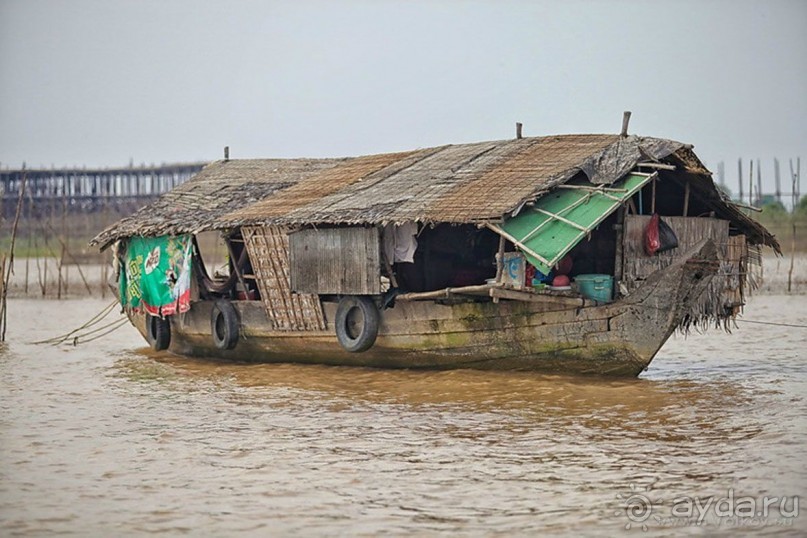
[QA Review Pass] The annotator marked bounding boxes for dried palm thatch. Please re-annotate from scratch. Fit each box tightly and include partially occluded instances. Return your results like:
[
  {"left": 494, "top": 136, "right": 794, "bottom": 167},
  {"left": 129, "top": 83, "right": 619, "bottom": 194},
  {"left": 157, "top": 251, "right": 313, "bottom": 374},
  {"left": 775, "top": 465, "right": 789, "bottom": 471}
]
[
  {"left": 91, "top": 134, "right": 779, "bottom": 253},
  {"left": 90, "top": 157, "right": 346, "bottom": 249}
]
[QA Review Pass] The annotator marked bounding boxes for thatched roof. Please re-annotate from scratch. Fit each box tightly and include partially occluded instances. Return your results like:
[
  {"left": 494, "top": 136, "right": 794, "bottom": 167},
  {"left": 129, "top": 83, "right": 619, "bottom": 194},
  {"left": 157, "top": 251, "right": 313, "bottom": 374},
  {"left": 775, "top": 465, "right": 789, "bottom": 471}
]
[{"left": 91, "top": 134, "right": 779, "bottom": 252}]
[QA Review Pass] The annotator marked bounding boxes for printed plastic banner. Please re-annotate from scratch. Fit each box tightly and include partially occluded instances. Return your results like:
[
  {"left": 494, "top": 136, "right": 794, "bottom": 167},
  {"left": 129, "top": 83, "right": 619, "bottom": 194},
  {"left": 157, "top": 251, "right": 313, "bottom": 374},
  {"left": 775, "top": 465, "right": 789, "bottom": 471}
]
[{"left": 120, "top": 235, "right": 193, "bottom": 316}]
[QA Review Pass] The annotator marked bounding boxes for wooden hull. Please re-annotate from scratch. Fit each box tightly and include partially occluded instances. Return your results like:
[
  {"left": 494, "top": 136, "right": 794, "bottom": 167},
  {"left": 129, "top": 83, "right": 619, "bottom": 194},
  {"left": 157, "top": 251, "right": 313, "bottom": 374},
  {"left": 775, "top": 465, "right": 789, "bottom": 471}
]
[{"left": 128, "top": 241, "right": 720, "bottom": 377}]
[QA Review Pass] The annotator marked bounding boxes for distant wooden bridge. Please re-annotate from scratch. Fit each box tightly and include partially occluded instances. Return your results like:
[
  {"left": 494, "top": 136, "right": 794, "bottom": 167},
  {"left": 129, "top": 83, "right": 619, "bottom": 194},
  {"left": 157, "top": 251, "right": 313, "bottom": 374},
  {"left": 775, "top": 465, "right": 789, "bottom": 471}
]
[{"left": 1, "top": 162, "right": 206, "bottom": 217}]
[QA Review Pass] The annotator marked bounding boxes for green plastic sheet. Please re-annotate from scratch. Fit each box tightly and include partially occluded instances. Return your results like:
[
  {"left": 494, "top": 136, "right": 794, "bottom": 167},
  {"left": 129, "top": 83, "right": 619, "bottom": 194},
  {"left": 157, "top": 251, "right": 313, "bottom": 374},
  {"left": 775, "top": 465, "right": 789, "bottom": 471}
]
[{"left": 498, "top": 173, "right": 654, "bottom": 275}]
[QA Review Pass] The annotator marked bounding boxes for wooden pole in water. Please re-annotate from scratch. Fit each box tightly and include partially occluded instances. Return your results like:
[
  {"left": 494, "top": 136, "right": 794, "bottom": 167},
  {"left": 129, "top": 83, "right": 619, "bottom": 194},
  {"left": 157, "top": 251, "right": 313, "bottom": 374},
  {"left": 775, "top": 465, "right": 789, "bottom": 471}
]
[
  {"left": 44, "top": 222, "right": 93, "bottom": 296},
  {"left": 24, "top": 249, "right": 30, "bottom": 294},
  {"left": 34, "top": 234, "right": 45, "bottom": 296},
  {"left": 757, "top": 159, "right": 762, "bottom": 204},
  {"left": 788, "top": 222, "right": 796, "bottom": 294},
  {"left": 42, "top": 248, "right": 48, "bottom": 297},
  {"left": 775, "top": 158, "right": 781, "bottom": 204},
  {"left": 61, "top": 172, "right": 69, "bottom": 297},
  {"left": 749, "top": 160, "right": 754, "bottom": 208},
  {"left": 787, "top": 159, "right": 799, "bottom": 293},
  {"left": 24, "top": 200, "right": 31, "bottom": 295},
  {"left": 0, "top": 255, "right": 5, "bottom": 339},
  {"left": 1, "top": 164, "right": 28, "bottom": 341}
]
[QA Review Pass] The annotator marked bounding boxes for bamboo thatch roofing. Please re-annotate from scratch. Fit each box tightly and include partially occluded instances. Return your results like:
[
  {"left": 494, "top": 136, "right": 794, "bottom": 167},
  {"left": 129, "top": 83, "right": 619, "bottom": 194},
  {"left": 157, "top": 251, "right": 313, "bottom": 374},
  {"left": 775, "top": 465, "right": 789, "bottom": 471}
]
[{"left": 91, "top": 134, "right": 779, "bottom": 252}]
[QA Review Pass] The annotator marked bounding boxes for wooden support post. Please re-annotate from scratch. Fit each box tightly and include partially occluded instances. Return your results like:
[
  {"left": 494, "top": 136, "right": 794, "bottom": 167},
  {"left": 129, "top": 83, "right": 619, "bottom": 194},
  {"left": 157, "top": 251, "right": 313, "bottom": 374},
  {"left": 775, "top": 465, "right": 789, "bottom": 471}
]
[
  {"left": 494, "top": 234, "right": 506, "bottom": 303},
  {"left": 495, "top": 234, "right": 505, "bottom": 283},
  {"left": 613, "top": 206, "right": 625, "bottom": 297},
  {"left": 225, "top": 237, "right": 249, "bottom": 299},
  {"left": 650, "top": 176, "right": 657, "bottom": 214},
  {"left": 682, "top": 180, "right": 690, "bottom": 217}
]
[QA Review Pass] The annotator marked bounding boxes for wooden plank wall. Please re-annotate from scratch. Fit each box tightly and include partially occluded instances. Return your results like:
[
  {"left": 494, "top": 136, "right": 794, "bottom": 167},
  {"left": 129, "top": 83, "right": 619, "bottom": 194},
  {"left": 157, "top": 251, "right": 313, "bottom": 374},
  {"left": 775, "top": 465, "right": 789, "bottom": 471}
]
[
  {"left": 242, "top": 226, "right": 326, "bottom": 332},
  {"left": 289, "top": 227, "right": 381, "bottom": 295}
]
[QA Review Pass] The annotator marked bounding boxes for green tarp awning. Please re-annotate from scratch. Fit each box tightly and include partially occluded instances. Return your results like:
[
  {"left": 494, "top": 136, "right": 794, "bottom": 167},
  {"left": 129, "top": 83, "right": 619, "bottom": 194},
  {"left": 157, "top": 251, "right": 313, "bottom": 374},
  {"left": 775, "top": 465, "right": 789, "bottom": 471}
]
[{"left": 493, "top": 172, "right": 655, "bottom": 275}]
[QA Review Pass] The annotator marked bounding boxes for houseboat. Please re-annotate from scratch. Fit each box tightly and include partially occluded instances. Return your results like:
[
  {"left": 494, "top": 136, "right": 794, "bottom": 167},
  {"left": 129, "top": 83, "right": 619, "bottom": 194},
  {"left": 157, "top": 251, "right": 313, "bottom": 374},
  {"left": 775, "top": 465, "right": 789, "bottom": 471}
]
[{"left": 91, "top": 130, "right": 779, "bottom": 376}]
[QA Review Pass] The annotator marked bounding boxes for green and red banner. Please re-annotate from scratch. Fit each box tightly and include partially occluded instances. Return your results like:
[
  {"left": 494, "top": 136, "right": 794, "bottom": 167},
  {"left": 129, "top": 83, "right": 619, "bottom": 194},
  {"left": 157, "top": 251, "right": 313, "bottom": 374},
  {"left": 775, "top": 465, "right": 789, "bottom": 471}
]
[{"left": 120, "top": 235, "right": 193, "bottom": 316}]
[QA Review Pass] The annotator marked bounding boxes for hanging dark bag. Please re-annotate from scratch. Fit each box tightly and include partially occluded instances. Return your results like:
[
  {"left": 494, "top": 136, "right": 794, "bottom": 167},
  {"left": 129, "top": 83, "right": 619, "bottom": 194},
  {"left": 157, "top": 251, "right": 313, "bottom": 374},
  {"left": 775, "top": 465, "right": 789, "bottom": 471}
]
[{"left": 657, "top": 217, "right": 679, "bottom": 253}]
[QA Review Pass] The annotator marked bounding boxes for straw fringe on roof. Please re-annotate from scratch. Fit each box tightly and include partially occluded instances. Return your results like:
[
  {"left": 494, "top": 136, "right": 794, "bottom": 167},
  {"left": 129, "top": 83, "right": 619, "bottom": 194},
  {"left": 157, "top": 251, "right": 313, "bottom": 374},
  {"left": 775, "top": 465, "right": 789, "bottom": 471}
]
[{"left": 91, "top": 134, "right": 780, "bottom": 252}]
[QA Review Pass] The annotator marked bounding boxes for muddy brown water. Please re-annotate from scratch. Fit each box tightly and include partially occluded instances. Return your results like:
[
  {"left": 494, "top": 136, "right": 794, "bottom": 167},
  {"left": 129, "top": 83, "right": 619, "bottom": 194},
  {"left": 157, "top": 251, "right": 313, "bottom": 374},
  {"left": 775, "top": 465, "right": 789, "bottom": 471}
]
[{"left": 1, "top": 296, "right": 805, "bottom": 536}]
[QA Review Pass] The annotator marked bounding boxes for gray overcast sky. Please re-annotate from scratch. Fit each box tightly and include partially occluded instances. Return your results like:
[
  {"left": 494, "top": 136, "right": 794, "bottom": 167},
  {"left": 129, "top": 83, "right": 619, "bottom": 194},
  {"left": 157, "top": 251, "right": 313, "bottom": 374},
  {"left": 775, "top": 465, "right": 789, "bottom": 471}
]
[{"left": 1, "top": 0, "right": 805, "bottom": 192}]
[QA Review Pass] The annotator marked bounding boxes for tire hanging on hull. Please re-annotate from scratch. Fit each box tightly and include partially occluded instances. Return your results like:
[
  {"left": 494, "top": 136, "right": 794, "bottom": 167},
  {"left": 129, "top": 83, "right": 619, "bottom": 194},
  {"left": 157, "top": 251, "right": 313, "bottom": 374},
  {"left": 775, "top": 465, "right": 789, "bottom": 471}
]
[
  {"left": 211, "top": 299, "right": 240, "bottom": 350},
  {"left": 335, "top": 296, "right": 380, "bottom": 353},
  {"left": 146, "top": 315, "right": 171, "bottom": 351}
]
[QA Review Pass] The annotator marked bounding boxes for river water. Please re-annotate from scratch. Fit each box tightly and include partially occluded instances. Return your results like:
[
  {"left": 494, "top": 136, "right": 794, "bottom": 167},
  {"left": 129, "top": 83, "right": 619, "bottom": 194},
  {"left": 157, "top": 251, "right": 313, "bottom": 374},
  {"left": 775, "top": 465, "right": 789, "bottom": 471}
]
[{"left": 1, "top": 296, "right": 805, "bottom": 536}]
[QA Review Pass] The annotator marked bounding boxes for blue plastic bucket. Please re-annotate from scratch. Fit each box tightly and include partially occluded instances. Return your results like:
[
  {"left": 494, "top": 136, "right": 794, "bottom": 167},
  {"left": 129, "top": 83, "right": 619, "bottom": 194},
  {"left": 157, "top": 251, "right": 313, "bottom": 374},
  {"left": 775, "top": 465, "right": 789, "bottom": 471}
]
[{"left": 575, "top": 274, "right": 614, "bottom": 303}]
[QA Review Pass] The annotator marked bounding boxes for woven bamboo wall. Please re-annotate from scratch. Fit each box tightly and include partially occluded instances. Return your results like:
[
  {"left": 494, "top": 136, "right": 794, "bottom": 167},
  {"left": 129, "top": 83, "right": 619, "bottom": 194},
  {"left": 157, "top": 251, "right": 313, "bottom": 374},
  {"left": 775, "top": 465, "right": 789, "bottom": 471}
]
[{"left": 242, "top": 226, "right": 326, "bottom": 332}]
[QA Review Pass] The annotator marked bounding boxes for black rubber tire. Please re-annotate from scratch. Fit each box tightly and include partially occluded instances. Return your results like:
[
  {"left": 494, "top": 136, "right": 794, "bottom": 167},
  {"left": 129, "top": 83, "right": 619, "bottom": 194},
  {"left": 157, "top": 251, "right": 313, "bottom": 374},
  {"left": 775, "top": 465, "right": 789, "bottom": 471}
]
[
  {"left": 211, "top": 299, "right": 240, "bottom": 350},
  {"left": 146, "top": 315, "right": 171, "bottom": 351},
  {"left": 335, "top": 296, "right": 380, "bottom": 353}
]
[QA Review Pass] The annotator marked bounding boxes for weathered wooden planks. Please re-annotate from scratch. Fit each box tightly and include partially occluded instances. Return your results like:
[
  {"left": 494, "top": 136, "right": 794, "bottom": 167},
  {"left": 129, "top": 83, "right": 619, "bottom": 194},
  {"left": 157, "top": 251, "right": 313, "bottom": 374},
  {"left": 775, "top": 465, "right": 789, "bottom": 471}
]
[{"left": 289, "top": 227, "right": 381, "bottom": 295}]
